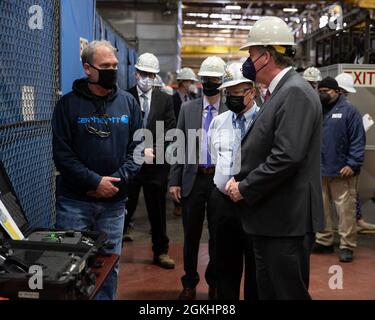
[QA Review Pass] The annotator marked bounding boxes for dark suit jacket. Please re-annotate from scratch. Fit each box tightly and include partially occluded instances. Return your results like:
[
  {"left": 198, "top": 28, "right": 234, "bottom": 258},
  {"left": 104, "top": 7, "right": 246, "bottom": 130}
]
[
  {"left": 173, "top": 91, "right": 194, "bottom": 121},
  {"left": 127, "top": 86, "right": 176, "bottom": 178},
  {"left": 235, "top": 69, "right": 324, "bottom": 237},
  {"left": 169, "top": 96, "right": 227, "bottom": 197}
]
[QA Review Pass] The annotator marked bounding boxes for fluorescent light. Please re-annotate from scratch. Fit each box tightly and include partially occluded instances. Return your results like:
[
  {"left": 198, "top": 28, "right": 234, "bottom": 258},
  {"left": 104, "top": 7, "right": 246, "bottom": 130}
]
[
  {"left": 283, "top": 8, "right": 298, "bottom": 13},
  {"left": 214, "top": 37, "right": 226, "bottom": 41},
  {"left": 196, "top": 23, "right": 251, "bottom": 30},
  {"left": 222, "top": 16, "right": 232, "bottom": 22},
  {"left": 225, "top": 5, "right": 241, "bottom": 10},
  {"left": 184, "top": 20, "right": 197, "bottom": 25},
  {"left": 186, "top": 13, "right": 209, "bottom": 18}
]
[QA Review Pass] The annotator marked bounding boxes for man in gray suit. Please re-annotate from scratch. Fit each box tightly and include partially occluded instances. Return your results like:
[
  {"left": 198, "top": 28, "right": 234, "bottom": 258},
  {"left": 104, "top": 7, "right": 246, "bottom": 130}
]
[
  {"left": 226, "top": 16, "right": 324, "bottom": 300},
  {"left": 169, "top": 56, "right": 227, "bottom": 300}
]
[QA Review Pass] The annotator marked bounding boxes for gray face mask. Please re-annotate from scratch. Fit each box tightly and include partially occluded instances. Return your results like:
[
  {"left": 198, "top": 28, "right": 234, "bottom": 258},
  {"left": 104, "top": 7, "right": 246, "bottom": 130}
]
[{"left": 137, "top": 76, "right": 154, "bottom": 93}]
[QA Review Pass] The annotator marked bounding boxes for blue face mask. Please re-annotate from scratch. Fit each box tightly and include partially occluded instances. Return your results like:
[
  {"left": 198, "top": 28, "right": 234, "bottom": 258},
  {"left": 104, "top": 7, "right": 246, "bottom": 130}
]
[{"left": 242, "top": 53, "right": 267, "bottom": 81}]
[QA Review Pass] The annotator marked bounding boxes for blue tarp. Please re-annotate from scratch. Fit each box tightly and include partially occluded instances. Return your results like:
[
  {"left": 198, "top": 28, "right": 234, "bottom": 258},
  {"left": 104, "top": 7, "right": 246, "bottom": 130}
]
[{"left": 60, "top": 0, "right": 95, "bottom": 94}]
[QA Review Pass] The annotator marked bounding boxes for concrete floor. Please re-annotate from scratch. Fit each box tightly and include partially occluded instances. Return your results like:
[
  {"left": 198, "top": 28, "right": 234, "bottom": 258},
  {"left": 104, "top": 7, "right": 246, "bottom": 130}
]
[{"left": 118, "top": 192, "right": 375, "bottom": 300}]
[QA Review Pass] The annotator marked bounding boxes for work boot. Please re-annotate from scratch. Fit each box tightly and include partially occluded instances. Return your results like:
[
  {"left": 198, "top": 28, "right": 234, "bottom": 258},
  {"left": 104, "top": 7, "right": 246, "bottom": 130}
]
[
  {"left": 123, "top": 227, "right": 134, "bottom": 242},
  {"left": 179, "top": 288, "right": 196, "bottom": 300},
  {"left": 339, "top": 249, "right": 353, "bottom": 263},
  {"left": 153, "top": 254, "right": 175, "bottom": 269},
  {"left": 311, "top": 243, "right": 334, "bottom": 254}
]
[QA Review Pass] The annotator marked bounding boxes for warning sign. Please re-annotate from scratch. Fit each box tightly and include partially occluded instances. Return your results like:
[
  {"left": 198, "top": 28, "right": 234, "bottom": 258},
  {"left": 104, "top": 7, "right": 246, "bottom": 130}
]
[{"left": 343, "top": 69, "right": 375, "bottom": 87}]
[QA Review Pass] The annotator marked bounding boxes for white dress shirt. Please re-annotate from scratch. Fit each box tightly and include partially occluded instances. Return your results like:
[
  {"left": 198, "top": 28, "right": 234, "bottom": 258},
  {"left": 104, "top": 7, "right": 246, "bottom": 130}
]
[
  {"left": 137, "top": 86, "right": 152, "bottom": 112},
  {"left": 268, "top": 66, "right": 293, "bottom": 94},
  {"left": 208, "top": 102, "right": 260, "bottom": 194}
]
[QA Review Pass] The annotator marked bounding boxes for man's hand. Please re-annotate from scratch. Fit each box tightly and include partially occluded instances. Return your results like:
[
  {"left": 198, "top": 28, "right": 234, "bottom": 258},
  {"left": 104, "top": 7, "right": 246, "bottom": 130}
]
[
  {"left": 87, "top": 176, "right": 121, "bottom": 199},
  {"left": 340, "top": 166, "right": 354, "bottom": 178},
  {"left": 145, "top": 148, "right": 155, "bottom": 164},
  {"left": 169, "top": 186, "right": 182, "bottom": 203},
  {"left": 226, "top": 177, "right": 244, "bottom": 203}
]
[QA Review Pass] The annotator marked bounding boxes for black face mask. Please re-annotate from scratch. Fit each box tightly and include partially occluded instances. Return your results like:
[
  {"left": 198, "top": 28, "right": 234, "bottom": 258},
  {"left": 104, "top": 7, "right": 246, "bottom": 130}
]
[
  {"left": 319, "top": 92, "right": 332, "bottom": 107},
  {"left": 226, "top": 95, "right": 247, "bottom": 114},
  {"left": 88, "top": 64, "right": 118, "bottom": 89},
  {"left": 202, "top": 81, "right": 221, "bottom": 97},
  {"left": 242, "top": 53, "right": 266, "bottom": 81}
]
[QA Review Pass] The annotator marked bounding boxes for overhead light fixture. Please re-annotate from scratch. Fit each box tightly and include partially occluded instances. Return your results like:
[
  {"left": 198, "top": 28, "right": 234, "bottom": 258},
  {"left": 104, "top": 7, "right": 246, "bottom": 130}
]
[
  {"left": 283, "top": 8, "right": 298, "bottom": 13},
  {"left": 214, "top": 37, "right": 226, "bottom": 41},
  {"left": 196, "top": 23, "right": 251, "bottom": 30},
  {"left": 225, "top": 5, "right": 241, "bottom": 10},
  {"left": 184, "top": 20, "right": 197, "bottom": 25}
]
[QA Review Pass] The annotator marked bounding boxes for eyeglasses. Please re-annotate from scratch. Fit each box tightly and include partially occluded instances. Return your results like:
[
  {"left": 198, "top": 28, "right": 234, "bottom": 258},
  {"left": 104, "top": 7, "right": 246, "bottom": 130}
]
[
  {"left": 85, "top": 114, "right": 111, "bottom": 138},
  {"left": 225, "top": 87, "right": 252, "bottom": 97}
]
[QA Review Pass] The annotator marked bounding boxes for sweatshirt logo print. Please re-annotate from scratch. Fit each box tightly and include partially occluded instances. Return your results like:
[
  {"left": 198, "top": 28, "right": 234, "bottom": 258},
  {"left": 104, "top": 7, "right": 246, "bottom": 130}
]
[{"left": 77, "top": 115, "right": 129, "bottom": 125}]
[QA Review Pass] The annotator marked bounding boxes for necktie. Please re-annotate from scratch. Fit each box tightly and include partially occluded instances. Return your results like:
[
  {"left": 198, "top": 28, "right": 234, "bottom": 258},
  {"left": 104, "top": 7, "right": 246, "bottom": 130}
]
[
  {"left": 263, "top": 89, "right": 271, "bottom": 103},
  {"left": 204, "top": 105, "right": 214, "bottom": 167},
  {"left": 141, "top": 94, "right": 149, "bottom": 127},
  {"left": 236, "top": 114, "right": 247, "bottom": 140}
]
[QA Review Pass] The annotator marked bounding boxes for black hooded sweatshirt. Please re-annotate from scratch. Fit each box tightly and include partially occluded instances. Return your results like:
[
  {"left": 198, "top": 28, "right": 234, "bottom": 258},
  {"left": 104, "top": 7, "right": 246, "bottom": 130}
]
[{"left": 52, "top": 78, "right": 144, "bottom": 202}]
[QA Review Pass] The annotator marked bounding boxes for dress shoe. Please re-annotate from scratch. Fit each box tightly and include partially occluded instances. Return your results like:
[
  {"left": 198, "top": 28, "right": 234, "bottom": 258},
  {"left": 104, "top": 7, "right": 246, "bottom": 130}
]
[
  {"left": 179, "top": 288, "right": 196, "bottom": 300},
  {"left": 339, "top": 249, "right": 353, "bottom": 263},
  {"left": 208, "top": 287, "right": 217, "bottom": 300},
  {"left": 153, "top": 254, "right": 175, "bottom": 269},
  {"left": 311, "top": 243, "right": 334, "bottom": 254},
  {"left": 357, "top": 219, "right": 375, "bottom": 231},
  {"left": 122, "top": 227, "right": 134, "bottom": 242},
  {"left": 173, "top": 207, "right": 182, "bottom": 216}
]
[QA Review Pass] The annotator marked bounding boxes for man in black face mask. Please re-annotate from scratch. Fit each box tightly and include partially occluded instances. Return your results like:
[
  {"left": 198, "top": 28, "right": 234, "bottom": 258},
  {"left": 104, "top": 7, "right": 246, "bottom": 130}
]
[
  {"left": 52, "top": 41, "right": 143, "bottom": 300},
  {"left": 169, "top": 56, "right": 227, "bottom": 300},
  {"left": 207, "top": 62, "right": 260, "bottom": 300},
  {"left": 313, "top": 77, "right": 366, "bottom": 263}
]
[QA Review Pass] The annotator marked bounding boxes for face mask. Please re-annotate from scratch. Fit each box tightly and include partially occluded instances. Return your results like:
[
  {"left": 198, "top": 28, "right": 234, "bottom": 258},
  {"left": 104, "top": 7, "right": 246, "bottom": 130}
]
[
  {"left": 88, "top": 64, "right": 117, "bottom": 90},
  {"left": 202, "top": 81, "right": 221, "bottom": 97},
  {"left": 242, "top": 53, "right": 267, "bottom": 81},
  {"left": 188, "top": 84, "right": 197, "bottom": 94},
  {"left": 137, "top": 76, "right": 154, "bottom": 93},
  {"left": 319, "top": 92, "right": 332, "bottom": 107},
  {"left": 226, "top": 95, "right": 247, "bottom": 114}
]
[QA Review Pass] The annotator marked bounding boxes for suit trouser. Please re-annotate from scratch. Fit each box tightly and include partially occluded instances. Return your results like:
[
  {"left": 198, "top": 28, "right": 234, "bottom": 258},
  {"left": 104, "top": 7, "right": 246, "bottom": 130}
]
[
  {"left": 316, "top": 176, "right": 357, "bottom": 250},
  {"left": 125, "top": 167, "right": 170, "bottom": 256},
  {"left": 251, "top": 235, "right": 312, "bottom": 300},
  {"left": 181, "top": 172, "right": 216, "bottom": 289},
  {"left": 208, "top": 188, "right": 258, "bottom": 300}
]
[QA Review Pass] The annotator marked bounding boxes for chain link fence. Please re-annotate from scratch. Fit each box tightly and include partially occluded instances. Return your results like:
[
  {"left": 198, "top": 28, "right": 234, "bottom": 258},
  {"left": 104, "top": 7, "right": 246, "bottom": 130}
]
[{"left": 0, "top": 0, "right": 60, "bottom": 228}]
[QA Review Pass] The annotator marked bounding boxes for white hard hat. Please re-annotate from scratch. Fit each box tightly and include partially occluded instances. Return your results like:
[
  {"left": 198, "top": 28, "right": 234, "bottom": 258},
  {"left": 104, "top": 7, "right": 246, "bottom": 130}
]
[
  {"left": 153, "top": 75, "right": 164, "bottom": 87},
  {"left": 303, "top": 67, "right": 322, "bottom": 82},
  {"left": 177, "top": 67, "right": 198, "bottom": 81},
  {"left": 240, "top": 16, "right": 296, "bottom": 51},
  {"left": 218, "top": 62, "right": 253, "bottom": 90},
  {"left": 135, "top": 53, "right": 160, "bottom": 74},
  {"left": 198, "top": 56, "right": 226, "bottom": 77},
  {"left": 335, "top": 73, "right": 357, "bottom": 93}
]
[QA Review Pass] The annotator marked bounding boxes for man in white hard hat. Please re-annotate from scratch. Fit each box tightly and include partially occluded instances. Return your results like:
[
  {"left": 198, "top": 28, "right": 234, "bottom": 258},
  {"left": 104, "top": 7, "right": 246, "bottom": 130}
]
[
  {"left": 207, "top": 62, "right": 259, "bottom": 300},
  {"left": 125, "top": 52, "right": 176, "bottom": 269},
  {"left": 335, "top": 73, "right": 375, "bottom": 232},
  {"left": 173, "top": 67, "right": 199, "bottom": 121},
  {"left": 226, "top": 16, "right": 324, "bottom": 300},
  {"left": 303, "top": 67, "right": 322, "bottom": 90},
  {"left": 169, "top": 56, "right": 227, "bottom": 300},
  {"left": 171, "top": 68, "right": 199, "bottom": 217}
]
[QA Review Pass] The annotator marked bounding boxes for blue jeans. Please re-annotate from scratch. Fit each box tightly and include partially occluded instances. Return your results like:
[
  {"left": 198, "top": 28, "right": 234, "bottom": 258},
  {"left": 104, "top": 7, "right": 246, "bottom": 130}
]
[{"left": 55, "top": 196, "right": 125, "bottom": 300}]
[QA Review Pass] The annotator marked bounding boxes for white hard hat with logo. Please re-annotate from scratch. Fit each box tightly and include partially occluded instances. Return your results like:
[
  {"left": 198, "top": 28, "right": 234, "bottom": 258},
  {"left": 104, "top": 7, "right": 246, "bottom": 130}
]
[
  {"left": 135, "top": 53, "right": 160, "bottom": 74},
  {"left": 198, "top": 56, "right": 226, "bottom": 77},
  {"left": 335, "top": 73, "right": 357, "bottom": 93},
  {"left": 240, "top": 16, "right": 296, "bottom": 52},
  {"left": 218, "top": 63, "right": 254, "bottom": 90},
  {"left": 303, "top": 67, "right": 322, "bottom": 82},
  {"left": 177, "top": 67, "right": 198, "bottom": 81}
]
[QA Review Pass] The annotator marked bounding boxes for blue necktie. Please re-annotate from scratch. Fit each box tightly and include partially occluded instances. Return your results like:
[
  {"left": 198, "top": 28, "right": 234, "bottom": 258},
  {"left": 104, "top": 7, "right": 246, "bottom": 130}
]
[
  {"left": 236, "top": 114, "right": 246, "bottom": 140},
  {"left": 204, "top": 105, "right": 214, "bottom": 167}
]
